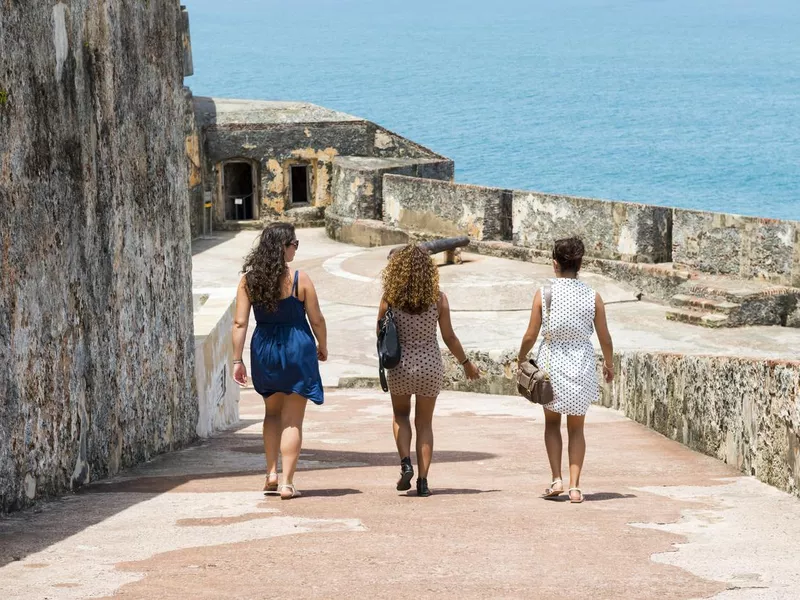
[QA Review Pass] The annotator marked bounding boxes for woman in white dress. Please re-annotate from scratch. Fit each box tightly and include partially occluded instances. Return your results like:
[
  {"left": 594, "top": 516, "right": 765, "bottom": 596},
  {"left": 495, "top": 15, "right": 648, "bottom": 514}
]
[{"left": 517, "top": 237, "right": 614, "bottom": 503}]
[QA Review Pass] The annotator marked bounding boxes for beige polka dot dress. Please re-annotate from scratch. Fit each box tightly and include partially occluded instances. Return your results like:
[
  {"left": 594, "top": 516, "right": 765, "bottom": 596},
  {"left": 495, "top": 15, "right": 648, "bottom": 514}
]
[
  {"left": 386, "top": 304, "right": 444, "bottom": 397},
  {"left": 537, "top": 278, "right": 599, "bottom": 416}
]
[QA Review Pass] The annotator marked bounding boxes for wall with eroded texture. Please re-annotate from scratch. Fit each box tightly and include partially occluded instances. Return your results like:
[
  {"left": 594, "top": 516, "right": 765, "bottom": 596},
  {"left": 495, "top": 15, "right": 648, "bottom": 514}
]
[{"left": 0, "top": 0, "right": 196, "bottom": 512}]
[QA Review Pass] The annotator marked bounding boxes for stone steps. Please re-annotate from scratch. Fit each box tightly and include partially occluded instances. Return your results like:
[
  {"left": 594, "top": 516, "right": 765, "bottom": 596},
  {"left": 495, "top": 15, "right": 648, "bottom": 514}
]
[
  {"left": 670, "top": 294, "right": 741, "bottom": 314},
  {"left": 665, "top": 307, "right": 730, "bottom": 328}
]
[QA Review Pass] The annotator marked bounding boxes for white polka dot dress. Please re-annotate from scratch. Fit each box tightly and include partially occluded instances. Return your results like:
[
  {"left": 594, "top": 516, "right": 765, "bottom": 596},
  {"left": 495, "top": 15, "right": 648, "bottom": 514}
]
[
  {"left": 537, "top": 278, "right": 599, "bottom": 416},
  {"left": 385, "top": 304, "right": 444, "bottom": 397}
]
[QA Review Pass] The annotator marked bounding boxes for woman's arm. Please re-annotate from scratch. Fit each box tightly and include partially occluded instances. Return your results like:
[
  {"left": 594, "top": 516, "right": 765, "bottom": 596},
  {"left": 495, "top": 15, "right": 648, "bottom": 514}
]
[
  {"left": 438, "top": 293, "right": 479, "bottom": 380},
  {"left": 517, "top": 290, "right": 543, "bottom": 363},
  {"left": 594, "top": 293, "right": 614, "bottom": 382},
  {"left": 232, "top": 276, "right": 252, "bottom": 385},
  {"left": 300, "top": 272, "right": 328, "bottom": 361}
]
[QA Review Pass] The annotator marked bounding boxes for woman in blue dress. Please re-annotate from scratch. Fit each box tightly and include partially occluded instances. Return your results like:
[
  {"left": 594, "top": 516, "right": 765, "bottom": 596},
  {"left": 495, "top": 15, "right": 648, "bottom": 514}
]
[{"left": 232, "top": 223, "right": 327, "bottom": 500}]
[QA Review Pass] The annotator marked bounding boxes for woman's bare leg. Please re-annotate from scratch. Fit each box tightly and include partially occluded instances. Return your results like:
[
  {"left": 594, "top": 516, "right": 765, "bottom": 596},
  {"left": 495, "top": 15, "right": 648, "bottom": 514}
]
[
  {"left": 391, "top": 394, "right": 413, "bottom": 460},
  {"left": 567, "top": 414, "right": 586, "bottom": 497},
  {"left": 263, "top": 395, "right": 282, "bottom": 486},
  {"left": 280, "top": 393, "right": 308, "bottom": 490},
  {"left": 543, "top": 407, "right": 563, "bottom": 485},
  {"left": 414, "top": 395, "right": 437, "bottom": 478}
]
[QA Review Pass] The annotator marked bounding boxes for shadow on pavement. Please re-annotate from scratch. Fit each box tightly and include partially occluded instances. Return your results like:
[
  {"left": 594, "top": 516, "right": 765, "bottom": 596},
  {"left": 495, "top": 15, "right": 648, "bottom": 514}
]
[
  {"left": 404, "top": 488, "right": 502, "bottom": 496},
  {"left": 292, "top": 488, "right": 363, "bottom": 498},
  {"left": 543, "top": 492, "right": 638, "bottom": 503}
]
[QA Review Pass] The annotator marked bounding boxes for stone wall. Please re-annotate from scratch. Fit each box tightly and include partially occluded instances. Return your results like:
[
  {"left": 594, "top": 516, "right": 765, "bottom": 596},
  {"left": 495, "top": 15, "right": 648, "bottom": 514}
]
[
  {"left": 330, "top": 157, "right": 454, "bottom": 221},
  {"left": 601, "top": 352, "right": 800, "bottom": 496},
  {"left": 184, "top": 88, "right": 206, "bottom": 238},
  {"left": 0, "top": 0, "right": 196, "bottom": 512},
  {"left": 513, "top": 191, "right": 673, "bottom": 263},
  {"left": 439, "top": 349, "right": 800, "bottom": 498},
  {"left": 673, "top": 209, "right": 800, "bottom": 286},
  {"left": 194, "top": 293, "right": 239, "bottom": 438},
  {"left": 382, "top": 175, "right": 513, "bottom": 241}
]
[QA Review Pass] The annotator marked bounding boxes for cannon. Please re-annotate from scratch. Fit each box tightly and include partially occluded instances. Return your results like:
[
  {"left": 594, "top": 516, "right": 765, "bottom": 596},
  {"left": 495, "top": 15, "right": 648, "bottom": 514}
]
[{"left": 388, "top": 236, "right": 470, "bottom": 265}]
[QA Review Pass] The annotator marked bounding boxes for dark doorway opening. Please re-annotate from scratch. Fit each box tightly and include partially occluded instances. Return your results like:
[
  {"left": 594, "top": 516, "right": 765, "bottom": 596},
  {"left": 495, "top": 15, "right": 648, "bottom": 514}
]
[
  {"left": 224, "top": 162, "right": 255, "bottom": 220},
  {"left": 290, "top": 165, "right": 310, "bottom": 206}
]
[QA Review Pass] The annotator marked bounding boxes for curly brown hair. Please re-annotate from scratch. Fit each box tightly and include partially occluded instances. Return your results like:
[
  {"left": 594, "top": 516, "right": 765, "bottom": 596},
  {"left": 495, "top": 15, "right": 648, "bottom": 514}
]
[
  {"left": 381, "top": 244, "right": 440, "bottom": 314},
  {"left": 242, "top": 223, "right": 295, "bottom": 312}
]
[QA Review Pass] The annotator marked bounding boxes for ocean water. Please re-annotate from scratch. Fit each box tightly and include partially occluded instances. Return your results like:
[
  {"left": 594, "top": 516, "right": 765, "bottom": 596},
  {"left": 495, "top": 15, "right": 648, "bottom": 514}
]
[{"left": 183, "top": 0, "right": 800, "bottom": 221}]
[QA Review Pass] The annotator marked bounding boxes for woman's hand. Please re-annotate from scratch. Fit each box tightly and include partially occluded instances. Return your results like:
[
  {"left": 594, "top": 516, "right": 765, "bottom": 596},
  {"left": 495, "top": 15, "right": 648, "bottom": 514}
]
[
  {"left": 233, "top": 362, "right": 248, "bottom": 386},
  {"left": 317, "top": 346, "right": 328, "bottom": 362},
  {"left": 463, "top": 360, "right": 480, "bottom": 381},
  {"left": 602, "top": 362, "right": 614, "bottom": 383}
]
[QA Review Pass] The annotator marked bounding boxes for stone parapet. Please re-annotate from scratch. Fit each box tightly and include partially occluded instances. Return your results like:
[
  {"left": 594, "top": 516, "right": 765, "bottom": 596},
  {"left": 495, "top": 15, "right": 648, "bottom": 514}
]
[
  {"left": 193, "top": 292, "right": 240, "bottom": 438},
  {"left": 672, "top": 208, "right": 800, "bottom": 286},
  {"left": 382, "top": 175, "right": 512, "bottom": 241},
  {"left": 512, "top": 191, "right": 673, "bottom": 263},
  {"left": 331, "top": 156, "right": 453, "bottom": 221}
]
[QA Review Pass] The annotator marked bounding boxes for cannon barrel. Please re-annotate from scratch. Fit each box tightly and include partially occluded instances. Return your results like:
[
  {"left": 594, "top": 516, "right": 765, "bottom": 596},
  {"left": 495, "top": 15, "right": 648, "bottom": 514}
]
[{"left": 388, "top": 236, "right": 470, "bottom": 258}]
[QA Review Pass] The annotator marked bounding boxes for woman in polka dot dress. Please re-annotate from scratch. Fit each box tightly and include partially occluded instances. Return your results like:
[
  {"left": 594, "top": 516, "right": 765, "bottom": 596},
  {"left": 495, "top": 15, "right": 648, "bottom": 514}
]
[
  {"left": 517, "top": 237, "right": 614, "bottom": 504},
  {"left": 377, "top": 245, "right": 480, "bottom": 497}
]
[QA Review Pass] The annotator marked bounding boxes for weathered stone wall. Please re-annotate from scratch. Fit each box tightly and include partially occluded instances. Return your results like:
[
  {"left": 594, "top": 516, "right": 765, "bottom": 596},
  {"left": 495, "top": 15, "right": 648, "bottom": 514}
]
[
  {"left": 382, "top": 175, "right": 513, "bottom": 241},
  {"left": 513, "top": 191, "right": 673, "bottom": 263},
  {"left": 184, "top": 88, "right": 206, "bottom": 238},
  {"left": 673, "top": 209, "right": 800, "bottom": 286},
  {"left": 600, "top": 352, "right": 800, "bottom": 496},
  {"left": 438, "top": 349, "right": 800, "bottom": 498},
  {"left": 0, "top": 0, "right": 196, "bottom": 512},
  {"left": 330, "top": 157, "right": 454, "bottom": 221},
  {"left": 194, "top": 293, "right": 239, "bottom": 438}
]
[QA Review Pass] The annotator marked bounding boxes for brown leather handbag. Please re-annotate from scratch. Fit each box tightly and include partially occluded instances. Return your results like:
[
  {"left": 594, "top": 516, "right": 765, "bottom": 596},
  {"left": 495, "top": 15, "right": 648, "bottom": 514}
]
[{"left": 517, "top": 285, "right": 554, "bottom": 405}]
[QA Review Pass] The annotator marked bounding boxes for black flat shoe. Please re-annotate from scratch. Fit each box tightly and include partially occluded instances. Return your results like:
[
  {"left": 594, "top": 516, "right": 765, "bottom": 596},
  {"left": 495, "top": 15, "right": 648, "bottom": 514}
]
[
  {"left": 416, "top": 477, "right": 431, "bottom": 497},
  {"left": 397, "top": 457, "right": 414, "bottom": 491}
]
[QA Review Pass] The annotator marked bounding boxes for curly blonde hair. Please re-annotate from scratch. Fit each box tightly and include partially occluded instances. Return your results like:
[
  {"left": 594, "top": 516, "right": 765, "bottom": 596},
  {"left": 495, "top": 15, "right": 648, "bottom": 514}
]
[{"left": 381, "top": 244, "right": 440, "bottom": 314}]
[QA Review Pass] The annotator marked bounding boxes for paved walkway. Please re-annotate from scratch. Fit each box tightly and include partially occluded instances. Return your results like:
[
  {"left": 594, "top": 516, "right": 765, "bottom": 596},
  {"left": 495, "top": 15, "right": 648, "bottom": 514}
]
[
  {"left": 2, "top": 390, "right": 800, "bottom": 599},
  {"left": 3, "top": 228, "right": 800, "bottom": 599}
]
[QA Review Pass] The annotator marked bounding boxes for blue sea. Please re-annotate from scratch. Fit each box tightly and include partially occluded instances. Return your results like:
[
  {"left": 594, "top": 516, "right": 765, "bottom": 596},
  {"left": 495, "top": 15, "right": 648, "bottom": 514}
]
[{"left": 183, "top": 0, "right": 800, "bottom": 221}]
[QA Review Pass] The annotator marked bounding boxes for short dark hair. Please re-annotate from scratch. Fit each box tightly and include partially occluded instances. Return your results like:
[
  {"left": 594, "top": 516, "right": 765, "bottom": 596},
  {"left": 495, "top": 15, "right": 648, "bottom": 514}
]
[{"left": 553, "top": 237, "right": 585, "bottom": 273}]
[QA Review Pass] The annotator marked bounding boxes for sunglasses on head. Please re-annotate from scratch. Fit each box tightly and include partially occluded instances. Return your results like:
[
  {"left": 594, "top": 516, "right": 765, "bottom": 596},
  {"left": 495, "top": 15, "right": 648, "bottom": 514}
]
[{"left": 286, "top": 239, "right": 299, "bottom": 249}]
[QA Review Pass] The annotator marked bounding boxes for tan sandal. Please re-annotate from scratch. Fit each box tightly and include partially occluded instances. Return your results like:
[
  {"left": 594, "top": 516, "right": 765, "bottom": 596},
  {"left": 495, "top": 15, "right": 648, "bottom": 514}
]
[
  {"left": 569, "top": 488, "right": 584, "bottom": 503},
  {"left": 263, "top": 472, "right": 279, "bottom": 493},
  {"left": 279, "top": 484, "right": 302, "bottom": 500},
  {"left": 543, "top": 479, "right": 564, "bottom": 498}
]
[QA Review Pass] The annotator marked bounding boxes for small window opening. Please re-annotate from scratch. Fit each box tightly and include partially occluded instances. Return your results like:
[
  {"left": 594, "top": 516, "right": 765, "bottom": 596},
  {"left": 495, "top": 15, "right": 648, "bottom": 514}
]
[
  {"left": 290, "top": 165, "right": 310, "bottom": 206},
  {"left": 224, "top": 162, "right": 255, "bottom": 220}
]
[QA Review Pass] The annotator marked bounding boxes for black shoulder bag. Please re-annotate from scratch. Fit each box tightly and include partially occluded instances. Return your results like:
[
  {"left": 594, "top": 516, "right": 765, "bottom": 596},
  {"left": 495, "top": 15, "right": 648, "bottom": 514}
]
[{"left": 377, "top": 307, "right": 402, "bottom": 392}]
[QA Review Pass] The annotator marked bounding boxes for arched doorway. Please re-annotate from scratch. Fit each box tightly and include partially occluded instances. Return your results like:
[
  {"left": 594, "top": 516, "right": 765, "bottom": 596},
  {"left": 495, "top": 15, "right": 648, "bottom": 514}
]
[{"left": 223, "top": 161, "right": 257, "bottom": 220}]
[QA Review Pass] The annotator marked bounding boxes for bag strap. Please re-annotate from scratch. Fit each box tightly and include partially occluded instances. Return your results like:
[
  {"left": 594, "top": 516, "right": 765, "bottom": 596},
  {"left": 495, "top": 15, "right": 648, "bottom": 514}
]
[
  {"left": 378, "top": 305, "right": 391, "bottom": 393},
  {"left": 536, "top": 284, "right": 553, "bottom": 370},
  {"left": 379, "top": 360, "right": 389, "bottom": 392}
]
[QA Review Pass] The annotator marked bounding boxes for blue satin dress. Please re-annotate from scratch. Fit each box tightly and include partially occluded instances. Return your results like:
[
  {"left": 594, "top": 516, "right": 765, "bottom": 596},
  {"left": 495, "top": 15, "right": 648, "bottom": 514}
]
[{"left": 250, "top": 271, "right": 324, "bottom": 405}]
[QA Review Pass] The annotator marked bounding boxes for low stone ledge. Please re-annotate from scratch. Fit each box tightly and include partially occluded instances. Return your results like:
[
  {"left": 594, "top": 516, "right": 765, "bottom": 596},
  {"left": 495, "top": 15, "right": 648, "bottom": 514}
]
[
  {"left": 325, "top": 212, "right": 410, "bottom": 247},
  {"left": 193, "top": 292, "right": 240, "bottom": 438},
  {"left": 336, "top": 376, "right": 382, "bottom": 389}
]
